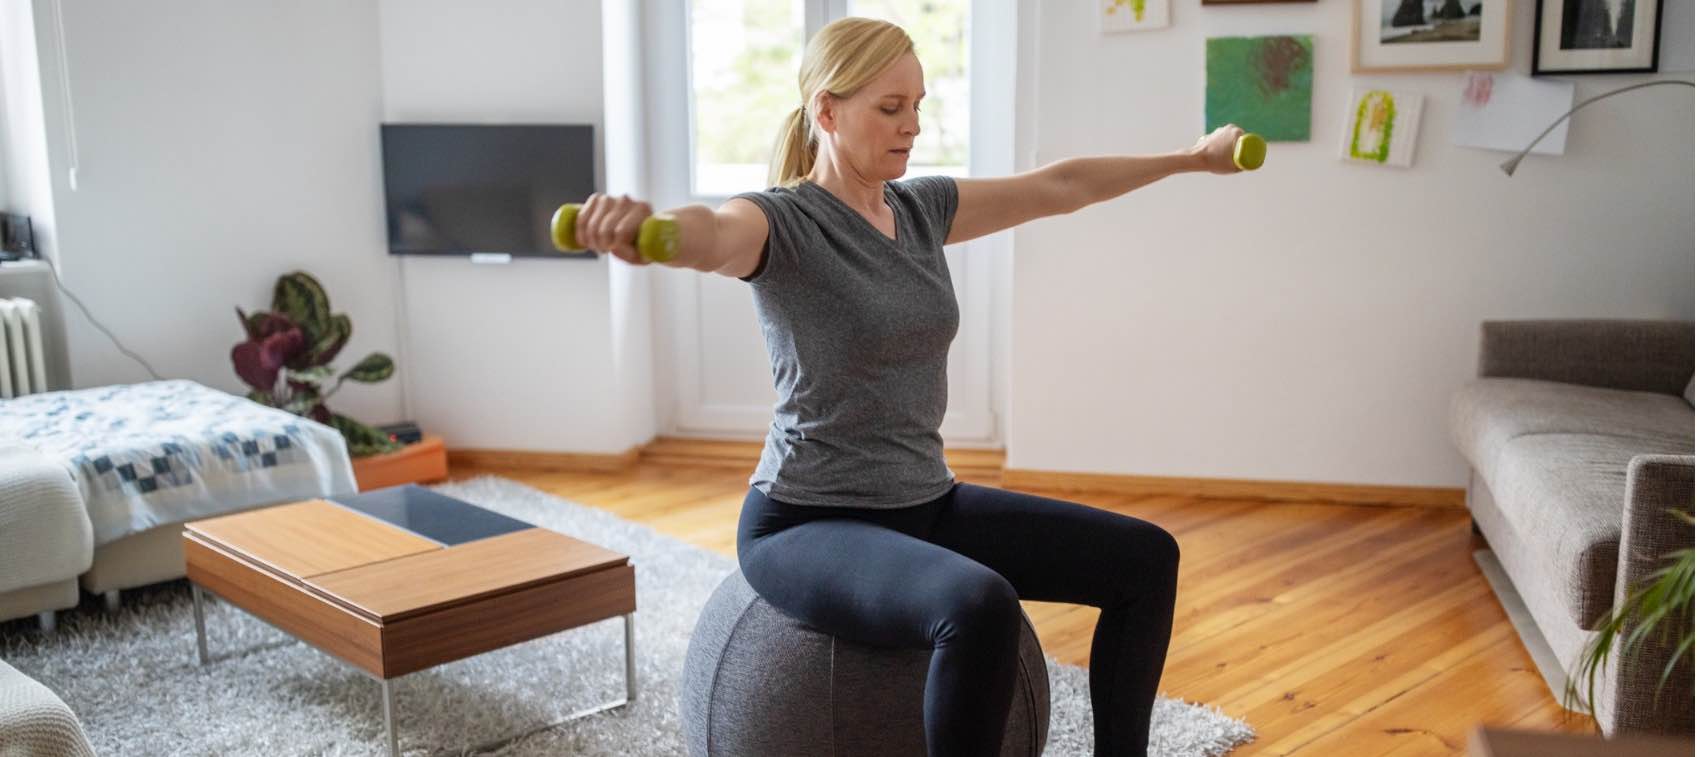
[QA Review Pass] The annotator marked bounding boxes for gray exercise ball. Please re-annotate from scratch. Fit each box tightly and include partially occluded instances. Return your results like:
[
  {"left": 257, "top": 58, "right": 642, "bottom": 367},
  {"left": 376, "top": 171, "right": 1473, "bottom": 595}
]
[{"left": 679, "top": 569, "right": 1050, "bottom": 756}]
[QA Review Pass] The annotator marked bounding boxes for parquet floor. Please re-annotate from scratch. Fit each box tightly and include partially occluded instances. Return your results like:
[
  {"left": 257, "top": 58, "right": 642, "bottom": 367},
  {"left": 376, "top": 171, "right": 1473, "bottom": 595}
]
[{"left": 449, "top": 460, "right": 1596, "bottom": 755}]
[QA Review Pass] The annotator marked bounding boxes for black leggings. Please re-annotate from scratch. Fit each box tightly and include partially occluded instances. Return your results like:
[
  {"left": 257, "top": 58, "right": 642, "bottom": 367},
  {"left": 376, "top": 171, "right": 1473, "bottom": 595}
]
[{"left": 736, "top": 482, "right": 1180, "bottom": 757}]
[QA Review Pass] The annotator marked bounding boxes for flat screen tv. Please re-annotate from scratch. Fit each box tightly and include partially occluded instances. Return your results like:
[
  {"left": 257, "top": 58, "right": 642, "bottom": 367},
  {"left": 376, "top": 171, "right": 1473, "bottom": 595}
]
[{"left": 380, "top": 124, "right": 595, "bottom": 258}]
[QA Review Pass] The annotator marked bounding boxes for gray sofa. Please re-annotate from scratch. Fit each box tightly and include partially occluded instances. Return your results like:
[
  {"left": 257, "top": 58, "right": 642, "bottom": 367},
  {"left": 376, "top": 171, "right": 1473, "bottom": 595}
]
[{"left": 1449, "top": 319, "right": 1693, "bottom": 737}]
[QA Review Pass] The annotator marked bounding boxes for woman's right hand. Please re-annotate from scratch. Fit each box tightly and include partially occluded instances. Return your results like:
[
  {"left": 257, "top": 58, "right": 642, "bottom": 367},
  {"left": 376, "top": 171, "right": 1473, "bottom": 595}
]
[
  {"left": 1190, "top": 124, "right": 1246, "bottom": 175},
  {"left": 575, "top": 192, "right": 656, "bottom": 265}
]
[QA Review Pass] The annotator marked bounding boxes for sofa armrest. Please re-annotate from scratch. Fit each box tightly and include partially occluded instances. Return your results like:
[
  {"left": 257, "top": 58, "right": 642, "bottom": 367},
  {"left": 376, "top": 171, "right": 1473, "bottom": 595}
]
[
  {"left": 0, "top": 660, "right": 95, "bottom": 757},
  {"left": 1603, "top": 454, "right": 1695, "bottom": 736},
  {"left": 1477, "top": 320, "right": 1693, "bottom": 396},
  {"left": 0, "top": 446, "right": 92, "bottom": 594}
]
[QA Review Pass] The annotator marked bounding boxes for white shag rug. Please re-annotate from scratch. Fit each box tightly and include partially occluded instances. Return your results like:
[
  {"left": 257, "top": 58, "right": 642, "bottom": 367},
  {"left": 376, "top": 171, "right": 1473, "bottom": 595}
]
[{"left": 0, "top": 476, "right": 1255, "bottom": 756}]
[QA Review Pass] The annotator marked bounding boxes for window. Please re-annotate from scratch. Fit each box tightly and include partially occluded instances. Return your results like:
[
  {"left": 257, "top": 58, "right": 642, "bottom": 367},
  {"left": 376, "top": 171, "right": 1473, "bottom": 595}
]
[
  {"left": 688, "top": 0, "right": 806, "bottom": 197},
  {"left": 687, "top": 0, "right": 969, "bottom": 198}
]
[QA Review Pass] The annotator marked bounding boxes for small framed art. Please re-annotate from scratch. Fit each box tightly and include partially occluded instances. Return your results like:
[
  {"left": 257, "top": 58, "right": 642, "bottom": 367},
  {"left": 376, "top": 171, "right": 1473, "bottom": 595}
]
[
  {"left": 1102, "top": 0, "right": 1171, "bottom": 32},
  {"left": 1352, "top": 0, "right": 1512, "bottom": 72},
  {"left": 1532, "top": 0, "right": 1663, "bottom": 73},
  {"left": 1340, "top": 88, "right": 1425, "bottom": 167}
]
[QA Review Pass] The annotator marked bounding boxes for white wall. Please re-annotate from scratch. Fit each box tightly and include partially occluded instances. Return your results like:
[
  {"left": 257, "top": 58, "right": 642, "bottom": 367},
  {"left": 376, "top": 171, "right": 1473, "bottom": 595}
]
[
  {"left": 378, "top": 0, "right": 641, "bottom": 453},
  {"left": 14, "top": 0, "right": 643, "bottom": 455},
  {"left": 22, "top": 0, "right": 402, "bottom": 426},
  {"left": 1006, "top": 0, "right": 1696, "bottom": 486},
  {"left": 1, "top": 0, "right": 52, "bottom": 254}
]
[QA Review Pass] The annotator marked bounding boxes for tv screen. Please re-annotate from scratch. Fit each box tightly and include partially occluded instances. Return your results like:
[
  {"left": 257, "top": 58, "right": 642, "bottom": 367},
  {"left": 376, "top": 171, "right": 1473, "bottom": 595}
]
[{"left": 380, "top": 124, "right": 595, "bottom": 258}]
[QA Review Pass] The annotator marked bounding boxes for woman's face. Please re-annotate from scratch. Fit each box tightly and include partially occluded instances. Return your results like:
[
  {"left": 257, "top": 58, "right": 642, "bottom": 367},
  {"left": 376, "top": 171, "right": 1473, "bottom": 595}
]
[{"left": 817, "top": 52, "right": 924, "bottom": 181}]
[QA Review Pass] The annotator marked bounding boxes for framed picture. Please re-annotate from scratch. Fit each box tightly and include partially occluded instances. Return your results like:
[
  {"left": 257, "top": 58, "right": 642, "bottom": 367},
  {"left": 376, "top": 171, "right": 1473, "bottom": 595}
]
[
  {"left": 1339, "top": 88, "right": 1425, "bottom": 167},
  {"left": 1206, "top": 36, "right": 1315, "bottom": 142},
  {"left": 1101, "top": 0, "right": 1171, "bottom": 31},
  {"left": 1352, "top": 0, "right": 1512, "bottom": 72},
  {"left": 1532, "top": 0, "right": 1663, "bottom": 73}
]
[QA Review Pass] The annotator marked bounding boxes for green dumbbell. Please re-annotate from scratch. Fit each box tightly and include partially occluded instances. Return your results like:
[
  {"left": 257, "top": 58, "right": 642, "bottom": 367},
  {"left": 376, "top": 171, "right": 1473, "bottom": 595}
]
[
  {"left": 550, "top": 203, "right": 681, "bottom": 263},
  {"left": 1233, "top": 133, "right": 1267, "bottom": 171}
]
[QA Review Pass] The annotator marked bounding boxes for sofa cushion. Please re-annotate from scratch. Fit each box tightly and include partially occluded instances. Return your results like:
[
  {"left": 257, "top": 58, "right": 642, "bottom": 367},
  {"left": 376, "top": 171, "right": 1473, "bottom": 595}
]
[{"left": 1451, "top": 378, "right": 1692, "bottom": 485}]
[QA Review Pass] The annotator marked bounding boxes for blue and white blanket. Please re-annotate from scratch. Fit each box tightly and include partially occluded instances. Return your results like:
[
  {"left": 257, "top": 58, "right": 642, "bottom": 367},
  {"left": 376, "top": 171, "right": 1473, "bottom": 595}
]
[{"left": 0, "top": 380, "right": 356, "bottom": 546}]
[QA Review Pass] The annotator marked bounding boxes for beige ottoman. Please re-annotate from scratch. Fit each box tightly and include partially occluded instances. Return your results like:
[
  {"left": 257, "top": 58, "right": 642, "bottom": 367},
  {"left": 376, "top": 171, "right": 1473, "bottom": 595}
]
[{"left": 0, "top": 446, "right": 90, "bottom": 632}]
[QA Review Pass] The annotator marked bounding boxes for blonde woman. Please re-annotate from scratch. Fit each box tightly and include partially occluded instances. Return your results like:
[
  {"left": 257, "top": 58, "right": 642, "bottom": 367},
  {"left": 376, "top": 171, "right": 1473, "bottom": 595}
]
[{"left": 575, "top": 17, "right": 1248, "bottom": 757}]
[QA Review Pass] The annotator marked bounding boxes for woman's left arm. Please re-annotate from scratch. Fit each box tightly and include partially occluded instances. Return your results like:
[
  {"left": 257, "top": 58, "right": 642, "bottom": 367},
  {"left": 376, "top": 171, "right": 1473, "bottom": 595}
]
[{"left": 946, "top": 124, "right": 1244, "bottom": 246}]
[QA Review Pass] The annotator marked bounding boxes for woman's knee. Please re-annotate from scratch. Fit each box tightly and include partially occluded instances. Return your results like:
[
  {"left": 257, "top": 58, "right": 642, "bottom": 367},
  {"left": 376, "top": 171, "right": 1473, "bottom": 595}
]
[
  {"left": 935, "top": 572, "right": 1021, "bottom": 646},
  {"left": 1100, "top": 519, "right": 1180, "bottom": 604},
  {"left": 1148, "top": 523, "right": 1180, "bottom": 574}
]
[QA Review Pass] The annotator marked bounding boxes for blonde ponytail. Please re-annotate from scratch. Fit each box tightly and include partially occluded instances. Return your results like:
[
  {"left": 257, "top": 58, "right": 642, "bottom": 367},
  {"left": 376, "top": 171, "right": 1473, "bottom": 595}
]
[
  {"left": 769, "top": 105, "right": 817, "bottom": 189},
  {"left": 767, "top": 17, "right": 914, "bottom": 188}
]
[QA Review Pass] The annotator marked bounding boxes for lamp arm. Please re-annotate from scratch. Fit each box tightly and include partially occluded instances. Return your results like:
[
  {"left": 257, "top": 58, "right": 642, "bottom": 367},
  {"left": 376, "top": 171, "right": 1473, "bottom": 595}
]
[{"left": 1506, "top": 80, "right": 1693, "bottom": 171}]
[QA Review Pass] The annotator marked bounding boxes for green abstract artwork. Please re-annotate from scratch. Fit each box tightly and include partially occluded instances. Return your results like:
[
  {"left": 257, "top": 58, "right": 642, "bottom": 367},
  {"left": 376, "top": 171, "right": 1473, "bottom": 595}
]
[{"left": 1205, "top": 35, "right": 1313, "bottom": 142}]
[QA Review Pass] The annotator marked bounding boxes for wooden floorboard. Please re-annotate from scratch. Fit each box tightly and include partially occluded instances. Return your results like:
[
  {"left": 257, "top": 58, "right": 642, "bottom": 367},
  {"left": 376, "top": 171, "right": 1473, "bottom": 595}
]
[{"left": 447, "top": 461, "right": 1596, "bottom": 755}]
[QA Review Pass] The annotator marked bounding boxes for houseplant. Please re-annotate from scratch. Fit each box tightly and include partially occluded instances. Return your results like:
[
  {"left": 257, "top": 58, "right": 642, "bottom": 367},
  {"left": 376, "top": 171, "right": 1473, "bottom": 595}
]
[{"left": 231, "top": 271, "right": 401, "bottom": 457}]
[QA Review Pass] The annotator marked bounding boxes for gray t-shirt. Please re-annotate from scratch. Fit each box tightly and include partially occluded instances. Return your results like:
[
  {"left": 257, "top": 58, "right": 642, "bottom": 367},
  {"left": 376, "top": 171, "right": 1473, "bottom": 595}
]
[{"left": 733, "top": 177, "right": 960, "bottom": 508}]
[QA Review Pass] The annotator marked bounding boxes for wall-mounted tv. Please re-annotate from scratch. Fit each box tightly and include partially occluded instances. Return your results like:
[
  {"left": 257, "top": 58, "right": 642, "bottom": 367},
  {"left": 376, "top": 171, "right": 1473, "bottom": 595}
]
[{"left": 380, "top": 124, "right": 595, "bottom": 258}]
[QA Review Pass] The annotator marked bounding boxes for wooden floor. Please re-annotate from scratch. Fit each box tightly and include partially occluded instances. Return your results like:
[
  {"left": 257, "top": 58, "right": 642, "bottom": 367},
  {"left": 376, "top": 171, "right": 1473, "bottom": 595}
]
[{"left": 449, "top": 460, "right": 1597, "bottom": 756}]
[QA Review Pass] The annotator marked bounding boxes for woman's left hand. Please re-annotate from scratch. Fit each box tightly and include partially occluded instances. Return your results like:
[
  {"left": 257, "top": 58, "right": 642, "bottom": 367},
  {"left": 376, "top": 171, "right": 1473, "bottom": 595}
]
[{"left": 1190, "top": 124, "right": 1246, "bottom": 175}]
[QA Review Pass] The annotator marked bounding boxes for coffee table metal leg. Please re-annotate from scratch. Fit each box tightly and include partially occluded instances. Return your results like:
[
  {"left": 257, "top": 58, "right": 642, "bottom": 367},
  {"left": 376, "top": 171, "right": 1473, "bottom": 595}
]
[
  {"left": 381, "top": 679, "right": 398, "bottom": 757},
  {"left": 624, "top": 612, "right": 637, "bottom": 702},
  {"left": 190, "top": 591, "right": 631, "bottom": 754},
  {"left": 191, "top": 584, "right": 210, "bottom": 666}
]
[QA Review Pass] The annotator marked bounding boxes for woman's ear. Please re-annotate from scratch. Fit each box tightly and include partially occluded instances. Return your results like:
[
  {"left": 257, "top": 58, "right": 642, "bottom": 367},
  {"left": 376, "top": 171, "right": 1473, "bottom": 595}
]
[{"left": 812, "top": 93, "right": 836, "bottom": 135}]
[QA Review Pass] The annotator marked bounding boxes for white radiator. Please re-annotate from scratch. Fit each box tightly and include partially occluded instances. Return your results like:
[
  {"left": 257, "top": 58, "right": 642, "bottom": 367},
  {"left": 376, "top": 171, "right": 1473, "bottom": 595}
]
[{"left": 0, "top": 297, "right": 48, "bottom": 398}]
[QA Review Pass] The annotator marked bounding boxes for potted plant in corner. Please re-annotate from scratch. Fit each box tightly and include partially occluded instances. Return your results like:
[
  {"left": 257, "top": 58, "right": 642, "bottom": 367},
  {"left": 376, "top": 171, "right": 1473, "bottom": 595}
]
[{"left": 232, "top": 270, "right": 447, "bottom": 490}]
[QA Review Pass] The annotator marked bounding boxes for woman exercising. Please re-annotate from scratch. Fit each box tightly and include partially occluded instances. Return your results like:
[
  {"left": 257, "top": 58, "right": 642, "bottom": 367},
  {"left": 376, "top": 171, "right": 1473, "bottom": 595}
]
[{"left": 572, "top": 17, "right": 1250, "bottom": 757}]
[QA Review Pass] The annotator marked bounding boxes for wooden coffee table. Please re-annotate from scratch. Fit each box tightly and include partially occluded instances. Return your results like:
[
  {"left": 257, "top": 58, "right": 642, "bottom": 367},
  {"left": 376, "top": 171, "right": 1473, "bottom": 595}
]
[{"left": 182, "top": 485, "right": 637, "bottom": 756}]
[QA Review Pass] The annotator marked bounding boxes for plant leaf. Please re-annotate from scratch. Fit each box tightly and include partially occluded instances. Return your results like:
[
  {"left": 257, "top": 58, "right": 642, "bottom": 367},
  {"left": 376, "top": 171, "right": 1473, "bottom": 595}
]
[
  {"left": 306, "top": 314, "right": 352, "bottom": 368},
  {"left": 330, "top": 412, "right": 401, "bottom": 457},
  {"left": 280, "top": 386, "right": 322, "bottom": 417},
  {"left": 285, "top": 365, "right": 335, "bottom": 386},
  {"left": 339, "top": 353, "right": 395, "bottom": 383},
  {"left": 231, "top": 327, "right": 305, "bottom": 392},
  {"left": 272, "top": 272, "right": 332, "bottom": 344},
  {"left": 236, "top": 307, "right": 258, "bottom": 340}
]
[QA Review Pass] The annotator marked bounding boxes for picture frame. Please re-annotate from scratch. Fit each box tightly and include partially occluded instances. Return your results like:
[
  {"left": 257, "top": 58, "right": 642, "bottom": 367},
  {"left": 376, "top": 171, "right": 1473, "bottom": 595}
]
[
  {"left": 1352, "top": 0, "right": 1512, "bottom": 72},
  {"left": 1532, "top": 0, "right": 1663, "bottom": 74},
  {"left": 1206, "top": 35, "right": 1315, "bottom": 142},
  {"left": 1339, "top": 88, "right": 1425, "bottom": 167},
  {"left": 1101, "top": 0, "right": 1171, "bottom": 32}
]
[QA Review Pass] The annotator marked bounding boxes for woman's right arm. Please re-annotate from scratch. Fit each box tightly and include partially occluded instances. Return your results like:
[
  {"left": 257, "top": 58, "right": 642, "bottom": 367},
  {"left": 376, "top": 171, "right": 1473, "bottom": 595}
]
[{"left": 573, "top": 193, "right": 769, "bottom": 279}]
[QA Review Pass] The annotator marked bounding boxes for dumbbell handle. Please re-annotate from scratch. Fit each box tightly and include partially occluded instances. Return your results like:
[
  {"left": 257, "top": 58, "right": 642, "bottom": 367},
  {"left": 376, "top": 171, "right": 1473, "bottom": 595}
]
[
  {"left": 1233, "top": 133, "right": 1267, "bottom": 171},
  {"left": 550, "top": 203, "right": 681, "bottom": 263}
]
